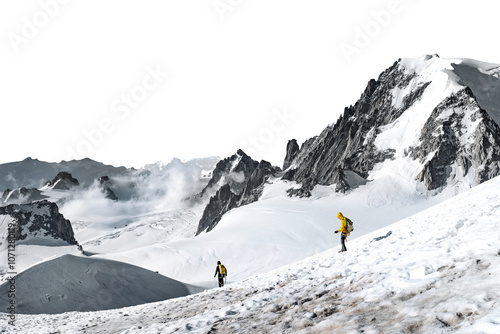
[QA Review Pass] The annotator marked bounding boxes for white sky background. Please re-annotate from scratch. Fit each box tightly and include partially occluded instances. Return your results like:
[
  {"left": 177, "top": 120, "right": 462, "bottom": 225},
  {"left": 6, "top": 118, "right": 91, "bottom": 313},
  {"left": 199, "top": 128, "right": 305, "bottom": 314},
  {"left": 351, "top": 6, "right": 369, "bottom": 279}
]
[{"left": 0, "top": 0, "right": 498, "bottom": 169}]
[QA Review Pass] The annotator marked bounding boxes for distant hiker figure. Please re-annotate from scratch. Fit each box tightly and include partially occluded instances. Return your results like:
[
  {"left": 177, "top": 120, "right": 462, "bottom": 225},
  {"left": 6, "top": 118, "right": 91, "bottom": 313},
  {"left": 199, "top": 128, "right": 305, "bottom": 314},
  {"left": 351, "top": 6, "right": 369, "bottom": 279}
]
[
  {"left": 335, "top": 212, "right": 353, "bottom": 253},
  {"left": 214, "top": 261, "right": 227, "bottom": 287}
]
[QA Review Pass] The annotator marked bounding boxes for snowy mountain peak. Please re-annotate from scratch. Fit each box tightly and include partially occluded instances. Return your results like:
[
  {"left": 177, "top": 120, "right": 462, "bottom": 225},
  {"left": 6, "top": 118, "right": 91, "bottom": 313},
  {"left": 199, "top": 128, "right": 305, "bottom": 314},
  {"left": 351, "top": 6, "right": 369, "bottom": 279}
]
[
  {"left": 196, "top": 150, "right": 280, "bottom": 234},
  {"left": 283, "top": 56, "right": 500, "bottom": 195},
  {"left": 45, "top": 171, "right": 80, "bottom": 190}
]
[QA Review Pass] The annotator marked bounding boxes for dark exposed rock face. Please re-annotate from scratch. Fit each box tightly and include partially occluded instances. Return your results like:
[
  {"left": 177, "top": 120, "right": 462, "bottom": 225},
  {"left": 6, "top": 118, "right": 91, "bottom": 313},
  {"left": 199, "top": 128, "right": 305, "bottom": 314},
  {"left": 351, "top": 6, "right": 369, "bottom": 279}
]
[
  {"left": 197, "top": 184, "right": 240, "bottom": 235},
  {"left": 283, "top": 60, "right": 428, "bottom": 193},
  {"left": 283, "top": 139, "right": 300, "bottom": 170},
  {"left": 0, "top": 200, "right": 77, "bottom": 245},
  {"left": 409, "top": 87, "right": 500, "bottom": 189},
  {"left": 240, "top": 160, "right": 278, "bottom": 206},
  {"left": 196, "top": 150, "right": 280, "bottom": 235},
  {"left": 282, "top": 56, "right": 500, "bottom": 194},
  {"left": 45, "top": 172, "right": 80, "bottom": 190},
  {"left": 98, "top": 176, "right": 118, "bottom": 201},
  {"left": 286, "top": 178, "right": 316, "bottom": 198},
  {"left": 200, "top": 150, "right": 259, "bottom": 199}
]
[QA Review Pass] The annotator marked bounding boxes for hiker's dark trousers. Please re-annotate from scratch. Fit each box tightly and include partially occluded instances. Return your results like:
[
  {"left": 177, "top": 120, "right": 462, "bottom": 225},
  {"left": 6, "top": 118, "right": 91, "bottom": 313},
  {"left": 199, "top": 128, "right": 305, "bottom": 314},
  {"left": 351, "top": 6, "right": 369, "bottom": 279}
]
[
  {"left": 341, "top": 233, "right": 347, "bottom": 252},
  {"left": 218, "top": 275, "right": 224, "bottom": 287}
]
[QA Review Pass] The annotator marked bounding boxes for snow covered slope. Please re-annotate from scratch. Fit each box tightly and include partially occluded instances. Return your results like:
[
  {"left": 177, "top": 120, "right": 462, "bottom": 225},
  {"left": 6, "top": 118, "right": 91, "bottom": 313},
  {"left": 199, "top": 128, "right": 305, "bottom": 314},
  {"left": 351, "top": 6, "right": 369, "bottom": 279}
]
[
  {"left": 91, "top": 171, "right": 446, "bottom": 286},
  {"left": 0, "top": 254, "right": 195, "bottom": 314},
  {"left": 6, "top": 173, "right": 500, "bottom": 333}
]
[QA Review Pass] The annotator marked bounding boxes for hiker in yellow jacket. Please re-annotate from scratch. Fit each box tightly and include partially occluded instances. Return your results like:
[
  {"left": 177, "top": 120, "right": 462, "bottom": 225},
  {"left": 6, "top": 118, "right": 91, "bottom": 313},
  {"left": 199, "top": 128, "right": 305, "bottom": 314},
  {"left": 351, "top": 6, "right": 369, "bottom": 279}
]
[
  {"left": 334, "top": 212, "right": 348, "bottom": 253},
  {"left": 214, "top": 261, "right": 227, "bottom": 287}
]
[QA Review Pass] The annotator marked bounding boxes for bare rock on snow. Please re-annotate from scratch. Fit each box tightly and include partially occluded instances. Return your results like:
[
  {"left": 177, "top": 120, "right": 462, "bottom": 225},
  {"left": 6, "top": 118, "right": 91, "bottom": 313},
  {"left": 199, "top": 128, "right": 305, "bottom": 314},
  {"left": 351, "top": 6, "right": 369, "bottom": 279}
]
[
  {"left": 45, "top": 171, "right": 80, "bottom": 190},
  {"left": 196, "top": 150, "right": 280, "bottom": 234},
  {"left": 282, "top": 61, "right": 417, "bottom": 192},
  {"left": 410, "top": 87, "right": 500, "bottom": 190},
  {"left": 283, "top": 139, "right": 300, "bottom": 170},
  {"left": 98, "top": 175, "right": 119, "bottom": 201},
  {"left": 0, "top": 200, "right": 77, "bottom": 245},
  {"left": 283, "top": 57, "right": 500, "bottom": 193}
]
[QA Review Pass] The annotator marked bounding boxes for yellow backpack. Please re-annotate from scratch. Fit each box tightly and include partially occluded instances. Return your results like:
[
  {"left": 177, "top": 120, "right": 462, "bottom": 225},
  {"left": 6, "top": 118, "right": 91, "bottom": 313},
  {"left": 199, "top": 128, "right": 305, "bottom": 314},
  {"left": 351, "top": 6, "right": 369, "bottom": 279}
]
[{"left": 219, "top": 264, "right": 226, "bottom": 276}]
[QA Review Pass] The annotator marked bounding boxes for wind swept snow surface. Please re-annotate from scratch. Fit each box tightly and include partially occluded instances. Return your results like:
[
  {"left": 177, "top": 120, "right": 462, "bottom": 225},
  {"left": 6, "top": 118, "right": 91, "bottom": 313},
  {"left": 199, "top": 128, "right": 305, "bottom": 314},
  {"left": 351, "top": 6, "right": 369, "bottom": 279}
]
[
  {"left": 5, "top": 176, "right": 500, "bottom": 333},
  {"left": 0, "top": 255, "right": 191, "bottom": 315}
]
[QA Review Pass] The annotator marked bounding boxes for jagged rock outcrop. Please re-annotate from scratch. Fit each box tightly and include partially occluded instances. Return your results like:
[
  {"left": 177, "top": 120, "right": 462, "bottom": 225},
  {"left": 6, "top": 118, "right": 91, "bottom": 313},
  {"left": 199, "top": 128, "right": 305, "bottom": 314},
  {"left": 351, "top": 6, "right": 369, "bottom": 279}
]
[
  {"left": 283, "top": 139, "right": 300, "bottom": 170},
  {"left": 0, "top": 200, "right": 77, "bottom": 245},
  {"left": 196, "top": 184, "right": 240, "bottom": 235},
  {"left": 286, "top": 178, "right": 316, "bottom": 198},
  {"left": 98, "top": 176, "right": 118, "bottom": 200},
  {"left": 283, "top": 60, "right": 424, "bottom": 193},
  {"left": 239, "top": 160, "right": 279, "bottom": 206},
  {"left": 199, "top": 150, "right": 259, "bottom": 198},
  {"left": 45, "top": 171, "right": 80, "bottom": 190},
  {"left": 409, "top": 87, "right": 500, "bottom": 189},
  {"left": 196, "top": 151, "right": 280, "bottom": 235},
  {"left": 283, "top": 55, "right": 500, "bottom": 194}
]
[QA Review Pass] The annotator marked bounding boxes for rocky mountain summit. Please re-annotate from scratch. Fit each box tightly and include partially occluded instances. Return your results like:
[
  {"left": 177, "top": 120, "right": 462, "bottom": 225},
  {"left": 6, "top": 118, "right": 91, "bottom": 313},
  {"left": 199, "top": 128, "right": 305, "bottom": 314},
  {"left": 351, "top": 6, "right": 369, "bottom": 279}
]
[
  {"left": 282, "top": 139, "right": 300, "bottom": 170},
  {"left": 0, "top": 200, "right": 77, "bottom": 245},
  {"left": 283, "top": 55, "right": 500, "bottom": 194},
  {"left": 282, "top": 59, "right": 429, "bottom": 192},
  {"left": 98, "top": 176, "right": 119, "bottom": 201},
  {"left": 44, "top": 171, "right": 80, "bottom": 190},
  {"left": 196, "top": 150, "right": 280, "bottom": 234}
]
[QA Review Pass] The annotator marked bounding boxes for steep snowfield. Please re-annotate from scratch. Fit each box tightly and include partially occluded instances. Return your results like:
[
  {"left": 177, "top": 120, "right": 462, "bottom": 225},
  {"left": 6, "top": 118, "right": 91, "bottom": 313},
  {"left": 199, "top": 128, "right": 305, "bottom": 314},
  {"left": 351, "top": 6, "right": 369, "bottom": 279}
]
[{"left": 5, "top": 174, "right": 500, "bottom": 333}]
